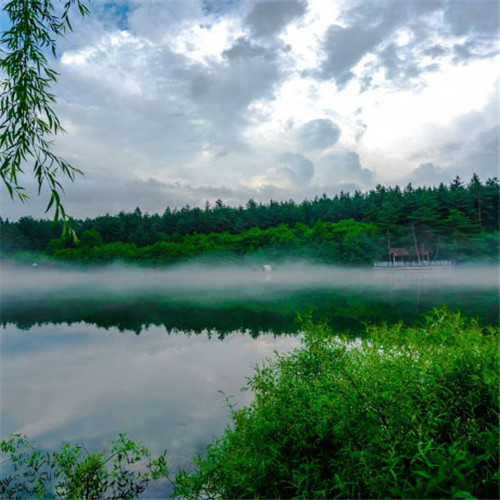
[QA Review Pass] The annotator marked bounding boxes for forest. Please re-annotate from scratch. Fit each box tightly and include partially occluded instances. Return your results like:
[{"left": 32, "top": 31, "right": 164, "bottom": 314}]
[{"left": 1, "top": 174, "right": 498, "bottom": 265}]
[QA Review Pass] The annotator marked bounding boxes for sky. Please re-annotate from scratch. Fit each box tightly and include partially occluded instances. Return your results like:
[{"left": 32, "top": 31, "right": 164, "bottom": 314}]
[{"left": 1, "top": 0, "right": 499, "bottom": 219}]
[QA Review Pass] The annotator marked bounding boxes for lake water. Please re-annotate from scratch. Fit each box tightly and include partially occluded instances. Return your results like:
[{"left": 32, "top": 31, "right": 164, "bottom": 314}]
[{"left": 1, "top": 263, "right": 498, "bottom": 495}]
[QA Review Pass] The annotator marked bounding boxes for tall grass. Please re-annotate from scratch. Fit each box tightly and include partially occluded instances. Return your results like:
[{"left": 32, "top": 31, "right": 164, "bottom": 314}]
[{"left": 174, "top": 309, "right": 499, "bottom": 499}]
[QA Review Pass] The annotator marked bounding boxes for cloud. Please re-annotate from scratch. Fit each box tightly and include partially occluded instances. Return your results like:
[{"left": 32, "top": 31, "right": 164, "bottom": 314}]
[
  {"left": 410, "top": 162, "right": 449, "bottom": 186},
  {"left": 406, "top": 80, "right": 499, "bottom": 183},
  {"left": 0, "top": 174, "right": 259, "bottom": 220},
  {"left": 444, "top": 0, "right": 499, "bottom": 37},
  {"left": 320, "top": 25, "right": 380, "bottom": 86},
  {"left": 376, "top": 42, "right": 436, "bottom": 84},
  {"left": 319, "top": 0, "right": 497, "bottom": 88},
  {"left": 457, "top": 126, "right": 499, "bottom": 180},
  {"left": 187, "top": 36, "right": 284, "bottom": 145},
  {"left": 408, "top": 121, "right": 499, "bottom": 187},
  {"left": 202, "top": 0, "right": 242, "bottom": 17},
  {"left": 452, "top": 39, "right": 498, "bottom": 63},
  {"left": 127, "top": 0, "right": 205, "bottom": 39},
  {"left": 297, "top": 119, "right": 341, "bottom": 150},
  {"left": 316, "top": 152, "right": 374, "bottom": 187},
  {"left": 55, "top": 24, "right": 289, "bottom": 186},
  {"left": 245, "top": 0, "right": 306, "bottom": 37},
  {"left": 250, "top": 152, "right": 314, "bottom": 190},
  {"left": 276, "top": 152, "right": 314, "bottom": 184}
]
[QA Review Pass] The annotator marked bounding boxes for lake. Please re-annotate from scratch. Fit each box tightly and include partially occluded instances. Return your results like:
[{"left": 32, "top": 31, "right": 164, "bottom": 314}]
[{"left": 1, "top": 263, "right": 498, "bottom": 495}]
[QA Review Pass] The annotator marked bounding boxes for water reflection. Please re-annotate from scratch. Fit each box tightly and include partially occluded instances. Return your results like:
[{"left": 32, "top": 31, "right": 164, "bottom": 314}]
[
  {"left": 2, "top": 287, "right": 498, "bottom": 335},
  {"left": 1, "top": 323, "right": 299, "bottom": 467},
  {"left": 1, "top": 263, "right": 498, "bottom": 497}
]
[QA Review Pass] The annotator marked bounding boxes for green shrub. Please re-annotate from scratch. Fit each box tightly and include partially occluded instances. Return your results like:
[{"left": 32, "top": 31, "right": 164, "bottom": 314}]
[
  {"left": 174, "top": 309, "right": 499, "bottom": 499},
  {"left": 0, "top": 433, "right": 168, "bottom": 499}
]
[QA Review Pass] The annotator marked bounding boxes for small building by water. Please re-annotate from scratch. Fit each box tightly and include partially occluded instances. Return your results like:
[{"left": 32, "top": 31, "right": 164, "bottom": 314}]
[{"left": 375, "top": 246, "right": 452, "bottom": 270}]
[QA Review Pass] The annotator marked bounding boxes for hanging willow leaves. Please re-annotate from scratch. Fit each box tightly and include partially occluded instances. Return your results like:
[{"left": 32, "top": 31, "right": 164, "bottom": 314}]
[{"left": 0, "top": 0, "right": 89, "bottom": 236}]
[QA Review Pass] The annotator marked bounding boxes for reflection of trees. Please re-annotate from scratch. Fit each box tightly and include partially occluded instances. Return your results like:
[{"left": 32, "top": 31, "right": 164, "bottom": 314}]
[{"left": 2, "top": 288, "right": 498, "bottom": 336}]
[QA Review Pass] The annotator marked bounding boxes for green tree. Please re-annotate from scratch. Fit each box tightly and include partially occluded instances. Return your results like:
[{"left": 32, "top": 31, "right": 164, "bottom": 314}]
[
  {"left": 79, "top": 229, "right": 103, "bottom": 248},
  {"left": 1, "top": 0, "right": 89, "bottom": 233}
]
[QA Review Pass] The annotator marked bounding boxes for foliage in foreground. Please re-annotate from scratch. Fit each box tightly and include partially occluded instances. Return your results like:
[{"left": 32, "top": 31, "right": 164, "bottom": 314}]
[
  {"left": 0, "top": 433, "right": 167, "bottom": 499},
  {"left": 175, "top": 309, "right": 499, "bottom": 499},
  {"left": 1, "top": 0, "right": 89, "bottom": 230}
]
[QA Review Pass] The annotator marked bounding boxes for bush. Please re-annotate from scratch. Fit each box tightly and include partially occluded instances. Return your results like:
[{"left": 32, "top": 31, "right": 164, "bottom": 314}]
[
  {"left": 174, "top": 309, "right": 499, "bottom": 499},
  {"left": 0, "top": 433, "right": 168, "bottom": 499}
]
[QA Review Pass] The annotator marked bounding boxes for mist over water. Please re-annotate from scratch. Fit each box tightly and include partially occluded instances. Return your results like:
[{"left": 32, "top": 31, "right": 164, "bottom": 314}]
[
  {"left": 2, "top": 262, "right": 499, "bottom": 300},
  {"left": 2, "top": 261, "right": 498, "bottom": 334}
]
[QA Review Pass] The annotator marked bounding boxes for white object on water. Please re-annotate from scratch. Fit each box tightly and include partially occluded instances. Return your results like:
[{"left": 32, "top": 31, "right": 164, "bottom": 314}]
[{"left": 261, "top": 264, "right": 273, "bottom": 281}]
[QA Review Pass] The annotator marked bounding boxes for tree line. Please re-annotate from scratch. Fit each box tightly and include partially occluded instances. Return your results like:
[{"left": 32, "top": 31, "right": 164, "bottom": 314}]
[{"left": 1, "top": 174, "right": 498, "bottom": 264}]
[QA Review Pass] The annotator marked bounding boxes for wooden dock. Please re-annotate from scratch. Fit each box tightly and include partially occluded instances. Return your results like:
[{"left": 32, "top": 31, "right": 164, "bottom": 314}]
[{"left": 373, "top": 260, "right": 453, "bottom": 271}]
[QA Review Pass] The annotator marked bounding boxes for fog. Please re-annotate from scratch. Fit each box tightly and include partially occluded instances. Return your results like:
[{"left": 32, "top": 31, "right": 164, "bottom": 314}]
[{"left": 1, "top": 262, "right": 498, "bottom": 301}]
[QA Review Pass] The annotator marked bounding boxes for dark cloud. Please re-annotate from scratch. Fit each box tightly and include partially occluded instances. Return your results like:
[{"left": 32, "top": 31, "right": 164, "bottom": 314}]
[
  {"left": 245, "top": 0, "right": 305, "bottom": 37},
  {"left": 1, "top": 174, "right": 258, "bottom": 220},
  {"left": 410, "top": 162, "right": 449, "bottom": 185},
  {"left": 377, "top": 42, "right": 423, "bottom": 83},
  {"left": 444, "top": 0, "right": 499, "bottom": 37},
  {"left": 319, "top": 0, "right": 497, "bottom": 88},
  {"left": 185, "top": 37, "right": 283, "bottom": 141},
  {"left": 317, "top": 152, "right": 374, "bottom": 187},
  {"left": 297, "top": 119, "right": 341, "bottom": 150},
  {"left": 222, "top": 37, "right": 270, "bottom": 61},
  {"left": 4, "top": 168, "right": 346, "bottom": 220},
  {"left": 409, "top": 124, "right": 499, "bottom": 187},
  {"left": 424, "top": 44, "right": 447, "bottom": 58},
  {"left": 341, "top": 0, "right": 442, "bottom": 27},
  {"left": 452, "top": 39, "right": 498, "bottom": 63},
  {"left": 274, "top": 152, "right": 315, "bottom": 186},
  {"left": 321, "top": 25, "right": 381, "bottom": 86},
  {"left": 202, "top": 0, "right": 241, "bottom": 17},
  {"left": 457, "top": 126, "right": 499, "bottom": 179},
  {"left": 319, "top": 0, "right": 424, "bottom": 86}
]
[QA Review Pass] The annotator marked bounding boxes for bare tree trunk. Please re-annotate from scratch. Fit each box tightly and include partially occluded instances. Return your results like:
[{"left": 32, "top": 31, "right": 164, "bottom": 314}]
[
  {"left": 433, "top": 234, "right": 440, "bottom": 260},
  {"left": 387, "top": 230, "right": 391, "bottom": 262},
  {"left": 411, "top": 224, "right": 421, "bottom": 263}
]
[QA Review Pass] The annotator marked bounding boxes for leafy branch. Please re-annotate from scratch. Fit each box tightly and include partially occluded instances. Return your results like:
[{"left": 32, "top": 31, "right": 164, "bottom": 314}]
[
  {"left": 0, "top": 433, "right": 169, "bottom": 499},
  {"left": 1, "top": 0, "right": 89, "bottom": 238}
]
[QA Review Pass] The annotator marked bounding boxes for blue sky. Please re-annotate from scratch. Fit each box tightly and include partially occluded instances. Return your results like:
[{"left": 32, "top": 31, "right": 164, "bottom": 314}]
[{"left": 2, "top": 0, "right": 499, "bottom": 219}]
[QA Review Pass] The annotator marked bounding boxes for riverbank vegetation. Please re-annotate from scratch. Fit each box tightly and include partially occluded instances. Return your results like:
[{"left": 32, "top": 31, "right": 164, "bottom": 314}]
[
  {"left": 1, "top": 175, "right": 499, "bottom": 265},
  {"left": 0, "top": 433, "right": 167, "bottom": 499},
  {"left": 174, "top": 309, "right": 499, "bottom": 499},
  {"left": 2, "top": 309, "right": 498, "bottom": 498}
]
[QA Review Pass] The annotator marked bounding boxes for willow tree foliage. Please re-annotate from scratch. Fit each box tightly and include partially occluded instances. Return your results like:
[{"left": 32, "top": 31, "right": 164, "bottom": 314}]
[{"left": 1, "top": 0, "right": 89, "bottom": 232}]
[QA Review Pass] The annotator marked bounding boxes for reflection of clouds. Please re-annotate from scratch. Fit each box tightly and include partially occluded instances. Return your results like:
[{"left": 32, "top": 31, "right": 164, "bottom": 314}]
[{"left": 1, "top": 324, "right": 299, "bottom": 463}]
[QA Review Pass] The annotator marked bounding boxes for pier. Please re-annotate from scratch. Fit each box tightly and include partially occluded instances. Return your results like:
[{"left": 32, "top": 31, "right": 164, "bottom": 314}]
[{"left": 373, "top": 260, "right": 453, "bottom": 271}]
